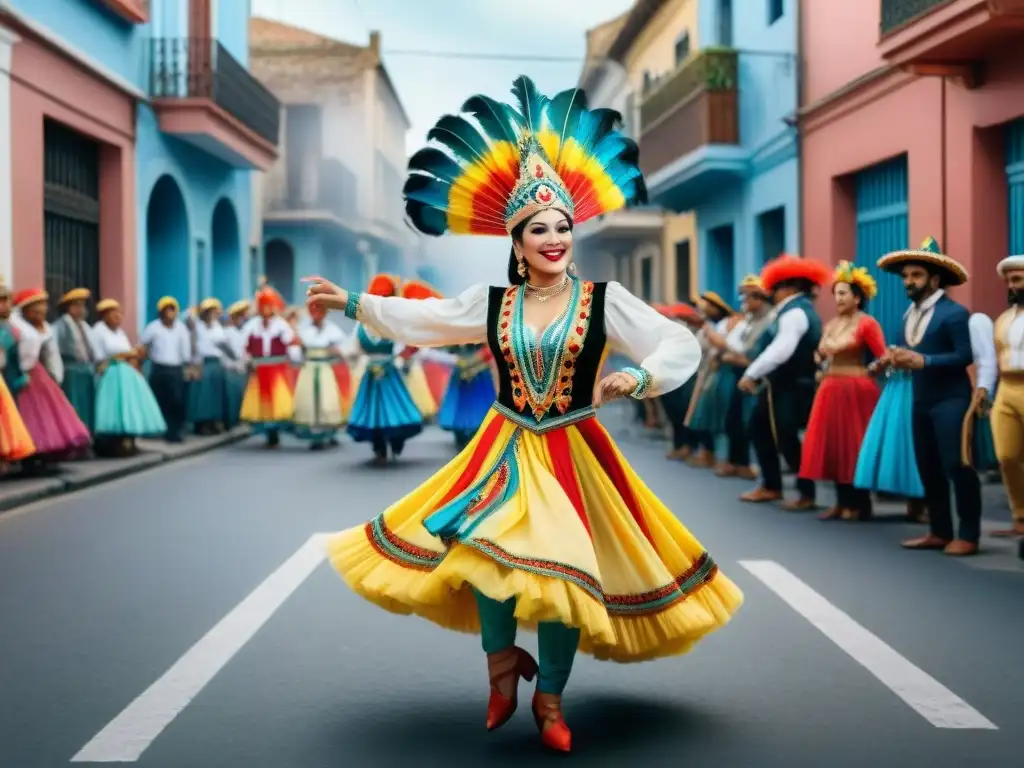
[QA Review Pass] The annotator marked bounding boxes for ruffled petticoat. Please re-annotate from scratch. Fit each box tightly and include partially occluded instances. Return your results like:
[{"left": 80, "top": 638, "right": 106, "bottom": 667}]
[
  {"left": 15, "top": 365, "right": 91, "bottom": 458},
  {"left": 240, "top": 357, "right": 295, "bottom": 432},
  {"left": 328, "top": 407, "right": 743, "bottom": 663},
  {"left": 346, "top": 359, "right": 423, "bottom": 444},
  {"left": 94, "top": 360, "right": 168, "bottom": 437}
]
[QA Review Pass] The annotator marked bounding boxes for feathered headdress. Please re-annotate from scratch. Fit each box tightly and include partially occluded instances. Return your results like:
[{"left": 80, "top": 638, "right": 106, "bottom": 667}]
[
  {"left": 760, "top": 254, "right": 832, "bottom": 293},
  {"left": 401, "top": 279, "right": 443, "bottom": 300},
  {"left": 367, "top": 274, "right": 400, "bottom": 298},
  {"left": 404, "top": 75, "right": 647, "bottom": 237},
  {"left": 832, "top": 260, "right": 878, "bottom": 300}
]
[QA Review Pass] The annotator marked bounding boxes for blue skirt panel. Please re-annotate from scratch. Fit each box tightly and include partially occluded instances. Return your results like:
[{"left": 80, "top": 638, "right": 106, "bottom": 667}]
[
  {"left": 94, "top": 360, "right": 168, "bottom": 437},
  {"left": 188, "top": 357, "right": 227, "bottom": 423},
  {"left": 853, "top": 373, "right": 925, "bottom": 498},
  {"left": 347, "top": 362, "right": 423, "bottom": 443},
  {"left": 437, "top": 370, "right": 496, "bottom": 435}
]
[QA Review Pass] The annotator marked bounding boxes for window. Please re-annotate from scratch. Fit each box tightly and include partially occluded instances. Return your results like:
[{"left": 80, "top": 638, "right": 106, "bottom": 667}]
[
  {"left": 674, "top": 32, "right": 691, "bottom": 66},
  {"left": 768, "top": 0, "right": 784, "bottom": 25},
  {"left": 641, "top": 256, "right": 653, "bottom": 302},
  {"left": 675, "top": 240, "right": 692, "bottom": 302},
  {"left": 718, "top": 0, "right": 733, "bottom": 46},
  {"left": 616, "top": 255, "right": 631, "bottom": 290},
  {"left": 756, "top": 207, "right": 786, "bottom": 265}
]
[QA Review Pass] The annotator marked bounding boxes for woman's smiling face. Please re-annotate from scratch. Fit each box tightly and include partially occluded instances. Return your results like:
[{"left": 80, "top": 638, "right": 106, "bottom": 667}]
[{"left": 515, "top": 209, "right": 573, "bottom": 282}]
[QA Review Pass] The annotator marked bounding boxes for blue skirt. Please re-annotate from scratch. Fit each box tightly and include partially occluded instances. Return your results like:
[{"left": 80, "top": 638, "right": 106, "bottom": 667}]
[
  {"left": 224, "top": 366, "right": 246, "bottom": 429},
  {"left": 688, "top": 366, "right": 736, "bottom": 436},
  {"left": 94, "top": 360, "right": 168, "bottom": 437},
  {"left": 347, "top": 361, "right": 423, "bottom": 443},
  {"left": 188, "top": 357, "right": 227, "bottom": 424},
  {"left": 62, "top": 362, "right": 96, "bottom": 433},
  {"left": 853, "top": 373, "right": 925, "bottom": 498},
  {"left": 437, "top": 369, "right": 497, "bottom": 435}
]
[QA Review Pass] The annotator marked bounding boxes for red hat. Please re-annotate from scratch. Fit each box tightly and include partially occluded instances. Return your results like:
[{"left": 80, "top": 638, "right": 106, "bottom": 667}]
[
  {"left": 400, "top": 279, "right": 443, "bottom": 300},
  {"left": 367, "top": 273, "right": 400, "bottom": 297},
  {"left": 760, "top": 254, "right": 831, "bottom": 293},
  {"left": 255, "top": 283, "right": 285, "bottom": 312},
  {"left": 13, "top": 287, "right": 48, "bottom": 308}
]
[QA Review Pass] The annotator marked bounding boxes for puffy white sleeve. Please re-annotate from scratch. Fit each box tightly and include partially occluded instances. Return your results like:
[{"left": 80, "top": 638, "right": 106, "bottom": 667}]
[
  {"left": 355, "top": 283, "right": 489, "bottom": 347},
  {"left": 40, "top": 327, "right": 64, "bottom": 385},
  {"left": 604, "top": 281, "right": 702, "bottom": 397},
  {"left": 968, "top": 313, "right": 997, "bottom": 392}
]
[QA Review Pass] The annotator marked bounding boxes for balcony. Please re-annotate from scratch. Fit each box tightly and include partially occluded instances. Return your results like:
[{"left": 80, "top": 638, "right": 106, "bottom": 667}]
[
  {"left": 264, "top": 158, "right": 360, "bottom": 234},
  {"left": 97, "top": 0, "right": 149, "bottom": 24},
  {"left": 638, "top": 48, "right": 745, "bottom": 212},
  {"left": 575, "top": 206, "right": 665, "bottom": 246},
  {"left": 150, "top": 38, "right": 280, "bottom": 171},
  {"left": 879, "top": 0, "right": 1024, "bottom": 68}
]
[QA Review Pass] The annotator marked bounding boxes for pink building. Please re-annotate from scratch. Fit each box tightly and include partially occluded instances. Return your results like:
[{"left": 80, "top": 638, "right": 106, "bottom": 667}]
[
  {"left": 801, "top": 0, "right": 1024, "bottom": 336},
  {"left": 1, "top": 11, "right": 137, "bottom": 331}
]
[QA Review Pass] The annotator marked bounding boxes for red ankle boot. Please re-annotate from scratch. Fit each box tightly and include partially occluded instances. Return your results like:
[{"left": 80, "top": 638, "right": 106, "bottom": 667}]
[
  {"left": 532, "top": 691, "right": 572, "bottom": 753},
  {"left": 485, "top": 646, "right": 538, "bottom": 731}
]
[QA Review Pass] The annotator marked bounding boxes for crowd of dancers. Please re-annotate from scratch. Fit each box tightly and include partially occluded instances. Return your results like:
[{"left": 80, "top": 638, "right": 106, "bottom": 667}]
[
  {"left": 645, "top": 237, "right": 1023, "bottom": 558},
  {"left": 0, "top": 272, "right": 504, "bottom": 475}
]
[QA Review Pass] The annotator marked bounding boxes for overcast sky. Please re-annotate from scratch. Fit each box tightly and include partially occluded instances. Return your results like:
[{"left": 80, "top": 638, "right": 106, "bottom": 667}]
[{"left": 251, "top": 0, "right": 633, "bottom": 291}]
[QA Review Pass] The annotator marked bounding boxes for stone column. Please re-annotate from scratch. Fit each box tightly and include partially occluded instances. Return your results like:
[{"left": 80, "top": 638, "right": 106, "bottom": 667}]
[{"left": 0, "top": 24, "right": 18, "bottom": 283}]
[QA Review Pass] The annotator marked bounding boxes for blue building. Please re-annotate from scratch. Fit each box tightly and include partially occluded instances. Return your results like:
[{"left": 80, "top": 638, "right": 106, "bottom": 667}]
[
  {"left": 639, "top": 0, "right": 799, "bottom": 302},
  {"left": 0, "top": 0, "right": 279, "bottom": 331}
]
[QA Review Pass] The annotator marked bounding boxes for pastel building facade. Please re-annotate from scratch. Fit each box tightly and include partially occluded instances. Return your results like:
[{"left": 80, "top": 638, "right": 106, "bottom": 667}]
[
  {"left": 801, "top": 0, "right": 1024, "bottom": 337},
  {"left": 638, "top": 0, "right": 798, "bottom": 306},
  {"left": 576, "top": 0, "right": 701, "bottom": 306},
  {"left": 0, "top": 0, "right": 279, "bottom": 332},
  {"left": 250, "top": 19, "right": 412, "bottom": 306}
]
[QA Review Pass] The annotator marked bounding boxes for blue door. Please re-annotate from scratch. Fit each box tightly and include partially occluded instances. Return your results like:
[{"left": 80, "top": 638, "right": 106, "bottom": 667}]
[
  {"left": 855, "top": 156, "right": 909, "bottom": 343},
  {"left": 1007, "top": 119, "right": 1024, "bottom": 255},
  {"left": 706, "top": 224, "right": 736, "bottom": 304}
]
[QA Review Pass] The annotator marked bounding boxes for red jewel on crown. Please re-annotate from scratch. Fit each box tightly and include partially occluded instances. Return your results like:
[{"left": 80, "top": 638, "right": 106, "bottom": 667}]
[
  {"left": 536, "top": 185, "right": 553, "bottom": 203},
  {"left": 534, "top": 164, "right": 544, "bottom": 179}
]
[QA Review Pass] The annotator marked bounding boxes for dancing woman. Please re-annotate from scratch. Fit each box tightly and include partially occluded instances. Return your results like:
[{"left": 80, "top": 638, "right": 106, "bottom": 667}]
[{"left": 306, "top": 76, "right": 742, "bottom": 753}]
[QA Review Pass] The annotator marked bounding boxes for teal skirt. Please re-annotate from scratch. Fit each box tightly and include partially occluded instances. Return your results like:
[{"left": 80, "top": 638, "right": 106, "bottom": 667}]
[
  {"left": 95, "top": 360, "right": 168, "bottom": 437},
  {"left": 62, "top": 362, "right": 96, "bottom": 433},
  {"left": 688, "top": 366, "right": 737, "bottom": 436},
  {"left": 224, "top": 366, "right": 246, "bottom": 429},
  {"left": 188, "top": 357, "right": 227, "bottom": 424},
  {"left": 347, "top": 361, "right": 423, "bottom": 443}
]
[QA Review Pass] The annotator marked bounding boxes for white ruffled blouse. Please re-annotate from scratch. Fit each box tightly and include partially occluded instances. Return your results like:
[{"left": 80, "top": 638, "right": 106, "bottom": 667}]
[{"left": 354, "top": 281, "right": 701, "bottom": 397}]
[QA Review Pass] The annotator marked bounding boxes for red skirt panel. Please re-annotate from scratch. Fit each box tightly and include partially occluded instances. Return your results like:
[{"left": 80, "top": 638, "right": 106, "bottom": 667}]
[{"left": 799, "top": 374, "right": 880, "bottom": 484}]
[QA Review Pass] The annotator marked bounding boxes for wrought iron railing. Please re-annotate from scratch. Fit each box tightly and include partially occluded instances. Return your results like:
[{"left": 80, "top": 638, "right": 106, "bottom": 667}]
[
  {"left": 150, "top": 38, "right": 281, "bottom": 146},
  {"left": 880, "top": 0, "right": 951, "bottom": 35},
  {"left": 640, "top": 48, "right": 738, "bottom": 131}
]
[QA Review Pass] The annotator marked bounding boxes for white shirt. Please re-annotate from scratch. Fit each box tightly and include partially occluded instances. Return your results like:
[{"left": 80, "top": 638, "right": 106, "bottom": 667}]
[
  {"left": 904, "top": 289, "right": 945, "bottom": 346},
  {"left": 744, "top": 295, "right": 810, "bottom": 381},
  {"left": 353, "top": 280, "right": 702, "bottom": 398},
  {"left": 10, "top": 313, "right": 63, "bottom": 384},
  {"left": 242, "top": 315, "right": 298, "bottom": 359},
  {"left": 724, "top": 318, "right": 749, "bottom": 354},
  {"left": 140, "top": 320, "right": 192, "bottom": 366},
  {"left": 194, "top": 321, "right": 227, "bottom": 361},
  {"left": 90, "top": 321, "right": 133, "bottom": 359},
  {"left": 968, "top": 313, "right": 997, "bottom": 392},
  {"left": 298, "top": 321, "right": 346, "bottom": 350}
]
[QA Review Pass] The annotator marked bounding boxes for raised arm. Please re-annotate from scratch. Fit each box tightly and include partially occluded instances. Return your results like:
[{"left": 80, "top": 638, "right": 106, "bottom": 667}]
[
  {"left": 307, "top": 278, "right": 489, "bottom": 347},
  {"left": 604, "top": 281, "right": 702, "bottom": 398}
]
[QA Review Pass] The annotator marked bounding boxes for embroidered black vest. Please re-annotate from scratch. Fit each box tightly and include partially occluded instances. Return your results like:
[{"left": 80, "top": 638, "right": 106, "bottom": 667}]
[{"left": 485, "top": 280, "right": 608, "bottom": 433}]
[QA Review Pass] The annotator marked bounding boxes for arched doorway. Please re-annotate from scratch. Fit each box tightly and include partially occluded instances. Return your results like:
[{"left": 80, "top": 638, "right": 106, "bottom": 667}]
[
  {"left": 211, "top": 198, "right": 241, "bottom": 303},
  {"left": 264, "top": 239, "right": 295, "bottom": 304},
  {"left": 146, "top": 175, "right": 190, "bottom": 321}
]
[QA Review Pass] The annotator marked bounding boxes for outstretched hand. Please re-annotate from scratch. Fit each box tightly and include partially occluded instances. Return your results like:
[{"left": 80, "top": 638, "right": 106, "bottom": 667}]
[
  {"left": 302, "top": 275, "right": 348, "bottom": 313},
  {"left": 594, "top": 371, "right": 638, "bottom": 406}
]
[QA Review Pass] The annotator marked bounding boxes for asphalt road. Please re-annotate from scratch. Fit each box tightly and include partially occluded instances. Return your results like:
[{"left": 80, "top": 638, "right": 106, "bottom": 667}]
[{"left": 0, "top": 419, "right": 1021, "bottom": 767}]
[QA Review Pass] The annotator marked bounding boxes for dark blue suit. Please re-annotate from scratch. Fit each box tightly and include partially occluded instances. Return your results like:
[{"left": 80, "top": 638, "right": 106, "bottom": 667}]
[{"left": 906, "top": 294, "right": 982, "bottom": 542}]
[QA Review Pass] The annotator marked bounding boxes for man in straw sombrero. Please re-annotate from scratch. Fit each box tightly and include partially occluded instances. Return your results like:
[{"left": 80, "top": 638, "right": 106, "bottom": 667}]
[
  {"left": 989, "top": 254, "right": 1024, "bottom": 543},
  {"left": 876, "top": 237, "right": 981, "bottom": 556}
]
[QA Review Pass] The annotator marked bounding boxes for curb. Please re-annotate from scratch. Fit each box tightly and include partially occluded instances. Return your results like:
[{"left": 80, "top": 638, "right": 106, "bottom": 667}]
[{"left": 0, "top": 428, "right": 252, "bottom": 514}]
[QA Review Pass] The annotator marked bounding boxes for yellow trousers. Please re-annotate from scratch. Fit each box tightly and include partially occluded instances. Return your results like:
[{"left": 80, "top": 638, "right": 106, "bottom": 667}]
[{"left": 991, "top": 373, "right": 1024, "bottom": 521}]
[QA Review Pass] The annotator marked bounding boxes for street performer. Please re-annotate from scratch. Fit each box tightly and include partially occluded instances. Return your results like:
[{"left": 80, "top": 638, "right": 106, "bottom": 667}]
[
  {"left": 876, "top": 237, "right": 981, "bottom": 556},
  {"left": 738, "top": 254, "right": 829, "bottom": 510},
  {"left": 306, "top": 75, "right": 741, "bottom": 753}
]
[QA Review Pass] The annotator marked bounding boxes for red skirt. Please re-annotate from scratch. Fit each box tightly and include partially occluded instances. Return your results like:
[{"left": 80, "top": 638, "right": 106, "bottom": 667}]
[{"left": 799, "top": 374, "right": 880, "bottom": 484}]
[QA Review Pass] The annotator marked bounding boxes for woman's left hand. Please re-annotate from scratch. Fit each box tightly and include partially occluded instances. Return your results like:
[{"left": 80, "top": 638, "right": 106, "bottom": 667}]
[
  {"left": 594, "top": 371, "right": 638, "bottom": 406},
  {"left": 302, "top": 276, "right": 348, "bottom": 312}
]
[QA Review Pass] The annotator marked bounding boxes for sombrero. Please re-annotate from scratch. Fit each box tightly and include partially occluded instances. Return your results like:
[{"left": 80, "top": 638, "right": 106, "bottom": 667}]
[
  {"left": 698, "top": 291, "right": 735, "bottom": 315},
  {"left": 996, "top": 255, "right": 1024, "bottom": 277},
  {"left": 877, "top": 237, "right": 968, "bottom": 286},
  {"left": 739, "top": 274, "right": 767, "bottom": 295}
]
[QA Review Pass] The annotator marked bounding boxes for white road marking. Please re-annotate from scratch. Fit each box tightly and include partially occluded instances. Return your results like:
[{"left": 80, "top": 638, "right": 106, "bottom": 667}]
[
  {"left": 71, "top": 533, "right": 330, "bottom": 763},
  {"left": 740, "top": 560, "right": 997, "bottom": 730}
]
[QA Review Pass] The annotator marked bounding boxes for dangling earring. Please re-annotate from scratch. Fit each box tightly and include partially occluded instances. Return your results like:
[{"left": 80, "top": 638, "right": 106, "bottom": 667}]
[
  {"left": 517, "top": 254, "right": 527, "bottom": 279},
  {"left": 569, "top": 262, "right": 577, "bottom": 274}
]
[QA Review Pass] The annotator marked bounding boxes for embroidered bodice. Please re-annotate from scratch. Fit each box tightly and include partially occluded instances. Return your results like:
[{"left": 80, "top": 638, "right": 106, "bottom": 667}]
[
  {"left": 820, "top": 313, "right": 886, "bottom": 370},
  {"left": 351, "top": 278, "right": 702, "bottom": 431}
]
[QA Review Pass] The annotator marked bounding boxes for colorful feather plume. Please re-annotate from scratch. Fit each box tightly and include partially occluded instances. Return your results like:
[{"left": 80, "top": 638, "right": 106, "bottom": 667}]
[
  {"left": 404, "top": 75, "right": 648, "bottom": 238},
  {"left": 760, "top": 254, "right": 832, "bottom": 293}
]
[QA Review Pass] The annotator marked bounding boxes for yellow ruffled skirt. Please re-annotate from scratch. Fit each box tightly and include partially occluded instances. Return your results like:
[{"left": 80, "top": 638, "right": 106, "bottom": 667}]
[
  {"left": 240, "top": 359, "right": 294, "bottom": 427},
  {"left": 327, "top": 407, "right": 743, "bottom": 662},
  {"left": 0, "top": 377, "right": 35, "bottom": 461},
  {"left": 403, "top": 360, "right": 439, "bottom": 419}
]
